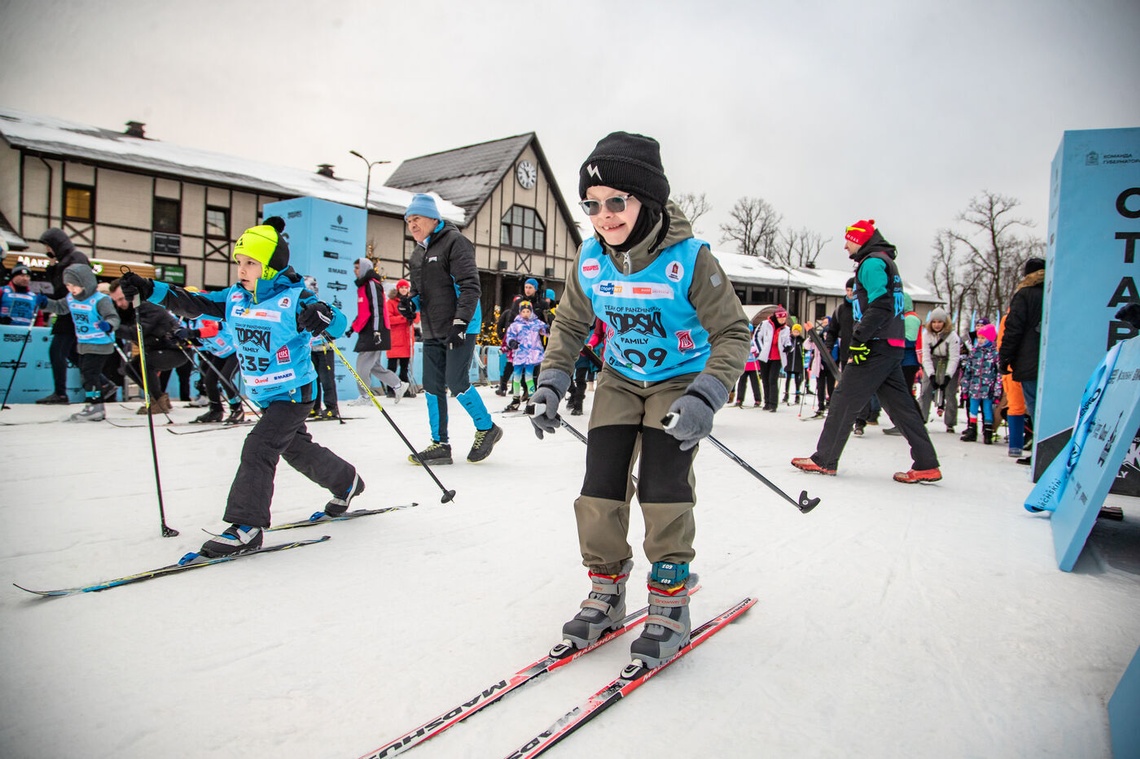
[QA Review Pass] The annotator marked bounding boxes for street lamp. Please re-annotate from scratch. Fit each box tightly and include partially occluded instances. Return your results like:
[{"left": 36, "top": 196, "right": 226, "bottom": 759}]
[{"left": 349, "top": 150, "right": 390, "bottom": 211}]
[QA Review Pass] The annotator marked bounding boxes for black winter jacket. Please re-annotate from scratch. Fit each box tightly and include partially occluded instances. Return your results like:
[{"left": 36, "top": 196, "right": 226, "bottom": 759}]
[
  {"left": 407, "top": 222, "right": 481, "bottom": 341},
  {"left": 40, "top": 229, "right": 92, "bottom": 334},
  {"left": 999, "top": 270, "right": 1045, "bottom": 382}
]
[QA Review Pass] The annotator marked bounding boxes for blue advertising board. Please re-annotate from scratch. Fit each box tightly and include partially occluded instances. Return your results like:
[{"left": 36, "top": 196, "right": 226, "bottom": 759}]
[
  {"left": 1035, "top": 128, "right": 1140, "bottom": 491},
  {"left": 0, "top": 324, "right": 86, "bottom": 403},
  {"left": 261, "top": 197, "right": 366, "bottom": 401},
  {"left": 1025, "top": 335, "right": 1140, "bottom": 571}
]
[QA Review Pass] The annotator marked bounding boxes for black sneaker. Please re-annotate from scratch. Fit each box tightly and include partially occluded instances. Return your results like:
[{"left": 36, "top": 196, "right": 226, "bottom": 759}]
[
  {"left": 322, "top": 473, "right": 365, "bottom": 517},
  {"left": 409, "top": 442, "right": 453, "bottom": 466},
  {"left": 36, "top": 393, "right": 69, "bottom": 405},
  {"left": 199, "top": 525, "right": 263, "bottom": 558},
  {"left": 467, "top": 424, "right": 503, "bottom": 463},
  {"left": 224, "top": 405, "right": 245, "bottom": 425},
  {"left": 193, "top": 407, "right": 224, "bottom": 424}
]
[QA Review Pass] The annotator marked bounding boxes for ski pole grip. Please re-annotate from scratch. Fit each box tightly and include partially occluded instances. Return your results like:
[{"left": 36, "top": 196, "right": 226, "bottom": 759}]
[
  {"left": 530, "top": 403, "right": 545, "bottom": 417},
  {"left": 662, "top": 412, "right": 679, "bottom": 431}
]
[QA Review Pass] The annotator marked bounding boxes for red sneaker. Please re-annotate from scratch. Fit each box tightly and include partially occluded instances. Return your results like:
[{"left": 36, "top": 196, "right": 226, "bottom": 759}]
[
  {"left": 893, "top": 468, "right": 942, "bottom": 484},
  {"left": 791, "top": 457, "right": 836, "bottom": 476}
]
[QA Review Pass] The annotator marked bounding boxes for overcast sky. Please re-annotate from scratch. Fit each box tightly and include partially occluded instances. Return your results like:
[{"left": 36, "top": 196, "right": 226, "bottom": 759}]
[{"left": 2, "top": 0, "right": 1138, "bottom": 275}]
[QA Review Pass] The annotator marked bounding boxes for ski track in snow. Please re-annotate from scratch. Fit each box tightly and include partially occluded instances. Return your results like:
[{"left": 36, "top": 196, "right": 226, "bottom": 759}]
[{"left": 1, "top": 390, "right": 1138, "bottom": 758}]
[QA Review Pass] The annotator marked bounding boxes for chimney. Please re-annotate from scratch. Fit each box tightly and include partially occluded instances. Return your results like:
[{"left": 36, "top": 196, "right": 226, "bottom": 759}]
[
  {"left": 125, "top": 121, "right": 146, "bottom": 138},
  {"left": 316, "top": 164, "right": 335, "bottom": 178}
]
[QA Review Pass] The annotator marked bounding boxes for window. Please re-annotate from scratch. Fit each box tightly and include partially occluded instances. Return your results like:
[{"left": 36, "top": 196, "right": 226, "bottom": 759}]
[
  {"left": 153, "top": 197, "right": 181, "bottom": 233},
  {"left": 500, "top": 205, "right": 546, "bottom": 251},
  {"left": 205, "top": 207, "right": 229, "bottom": 239},
  {"left": 64, "top": 184, "right": 94, "bottom": 221}
]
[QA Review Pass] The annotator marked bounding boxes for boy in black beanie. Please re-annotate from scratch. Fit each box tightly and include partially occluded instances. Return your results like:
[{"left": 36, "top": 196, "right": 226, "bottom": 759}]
[{"left": 530, "top": 132, "right": 749, "bottom": 669}]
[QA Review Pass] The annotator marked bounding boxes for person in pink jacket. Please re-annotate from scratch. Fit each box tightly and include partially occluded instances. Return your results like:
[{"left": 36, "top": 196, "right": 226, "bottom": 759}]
[{"left": 346, "top": 258, "right": 402, "bottom": 404}]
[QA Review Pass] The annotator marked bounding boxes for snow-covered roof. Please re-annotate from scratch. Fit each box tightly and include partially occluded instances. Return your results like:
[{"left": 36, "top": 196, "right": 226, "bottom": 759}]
[{"left": 0, "top": 108, "right": 464, "bottom": 223}]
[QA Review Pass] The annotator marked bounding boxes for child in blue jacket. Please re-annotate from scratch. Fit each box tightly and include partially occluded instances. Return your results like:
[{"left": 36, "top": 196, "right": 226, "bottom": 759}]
[{"left": 119, "top": 217, "right": 363, "bottom": 557}]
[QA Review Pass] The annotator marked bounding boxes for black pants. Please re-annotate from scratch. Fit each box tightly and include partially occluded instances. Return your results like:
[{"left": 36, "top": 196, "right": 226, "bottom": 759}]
[
  {"left": 387, "top": 355, "right": 410, "bottom": 383},
  {"left": 811, "top": 345, "right": 939, "bottom": 471},
  {"left": 78, "top": 352, "right": 109, "bottom": 396},
  {"left": 129, "top": 348, "right": 187, "bottom": 400},
  {"left": 50, "top": 324, "right": 78, "bottom": 396},
  {"left": 224, "top": 398, "right": 356, "bottom": 527},
  {"left": 760, "top": 361, "right": 782, "bottom": 409},
  {"left": 201, "top": 352, "right": 240, "bottom": 405},
  {"left": 311, "top": 348, "right": 338, "bottom": 410},
  {"left": 817, "top": 369, "right": 835, "bottom": 409},
  {"left": 735, "top": 370, "right": 761, "bottom": 404},
  {"left": 784, "top": 372, "right": 803, "bottom": 398}
]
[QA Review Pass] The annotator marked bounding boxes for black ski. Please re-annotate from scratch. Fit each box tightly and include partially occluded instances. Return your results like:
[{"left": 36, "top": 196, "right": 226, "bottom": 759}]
[
  {"left": 268, "top": 503, "right": 419, "bottom": 532},
  {"left": 14, "top": 536, "right": 330, "bottom": 597}
]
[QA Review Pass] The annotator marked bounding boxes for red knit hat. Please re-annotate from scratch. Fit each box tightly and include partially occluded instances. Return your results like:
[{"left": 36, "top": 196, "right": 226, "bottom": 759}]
[{"left": 845, "top": 219, "right": 876, "bottom": 247}]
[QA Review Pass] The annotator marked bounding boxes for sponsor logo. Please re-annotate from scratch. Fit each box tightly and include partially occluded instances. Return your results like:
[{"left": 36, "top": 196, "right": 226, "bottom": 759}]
[
  {"left": 323, "top": 250, "right": 339, "bottom": 259},
  {"left": 676, "top": 330, "right": 695, "bottom": 352},
  {"left": 233, "top": 307, "right": 282, "bottom": 323},
  {"left": 235, "top": 326, "right": 271, "bottom": 352},
  {"left": 580, "top": 258, "right": 601, "bottom": 279},
  {"left": 3, "top": 333, "right": 30, "bottom": 343},
  {"left": 606, "top": 309, "right": 666, "bottom": 338},
  {"left": 287, "top": 210, "right": 303, "bottom": 219},
  {"left": 327, "top": 281, "right": 348, "bottom": 291},
  {"left": 600, "top": 282, "right": 615, "bottom": 295},
  {"left": 666, "top": 262, "right": 684, "bottom": 282},
  {"left": 587, "top": 164, "right": 602, "bottom": 181},
  {"left": 276, "top": 346, "right": 290, "bottom": 364},
  {"left": 279, "top": 296, "right": 291, "bottom": 309},
  {"left": 329, "top": 268, "right": 348, "bottom": 275}
]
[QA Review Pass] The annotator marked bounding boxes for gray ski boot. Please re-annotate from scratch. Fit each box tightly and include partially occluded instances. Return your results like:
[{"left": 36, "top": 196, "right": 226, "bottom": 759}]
[
  {"left": 70, "top": 400, "right": 105, "bottom": 422},
  {"left": 629, "top": 562, "right": 698, "bottom": 669},
  {"left": 560, "top": 559, "right": 633, "bottom": 650}
]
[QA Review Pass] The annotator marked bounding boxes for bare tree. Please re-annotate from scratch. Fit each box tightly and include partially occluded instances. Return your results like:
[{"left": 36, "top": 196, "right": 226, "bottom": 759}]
[
  {"left": 719, "top": 197, "right": 782, "bottom": 257},
  {"left": 928, "top": 191, "right": 1044, "bottom": 327},
  {"left": 774, "top": 226, "right": 830, "bottom": 268},
  {"left": 671, "top": 192, "right": 711, "bottom": 235},
  {"left": 926, "top": 230, "right": 972, "bottom": 328}
]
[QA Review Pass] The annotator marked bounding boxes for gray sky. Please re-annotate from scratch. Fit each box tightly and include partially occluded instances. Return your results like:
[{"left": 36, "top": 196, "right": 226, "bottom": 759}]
[{"left": 2, "top": 0, "right": 1138, "bottom": 275}]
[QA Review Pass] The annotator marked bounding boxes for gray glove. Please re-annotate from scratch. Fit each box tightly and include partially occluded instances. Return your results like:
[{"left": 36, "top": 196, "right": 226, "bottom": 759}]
[
  {"left": 663, "top": 374, "right": 729, "bottom": 451},
  {"left": 528, "top": 368, "right": 571, "bottom": 440}
]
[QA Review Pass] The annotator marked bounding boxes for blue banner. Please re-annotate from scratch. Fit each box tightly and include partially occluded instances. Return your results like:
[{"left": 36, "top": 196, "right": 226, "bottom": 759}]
[
  {"left": 1025, "top": 335, "right": 1140, "bottom": 571},
  {"left": 262, "top": 197, "right": 366, "bottom": 401},
  {"left": 1036, "top": 128, "right": 1140, "bottom": 487}
]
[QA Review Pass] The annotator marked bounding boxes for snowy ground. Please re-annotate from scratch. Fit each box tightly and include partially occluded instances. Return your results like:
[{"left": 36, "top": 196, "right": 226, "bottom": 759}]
[{"left": 1, "top": 387, "right": 1137, "bottom": 759}]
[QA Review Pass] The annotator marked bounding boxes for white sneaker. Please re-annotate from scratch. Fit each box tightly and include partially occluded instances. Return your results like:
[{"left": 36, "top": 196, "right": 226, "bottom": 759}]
[
  {"left": 349, "top": 395, "right": 374, "bottom": 407},
  {"left": 389, "top": 382, "right": 403, "bottom": 404},
  {"left": 188, "top": 395, "right": 209, "bottom": 408}
]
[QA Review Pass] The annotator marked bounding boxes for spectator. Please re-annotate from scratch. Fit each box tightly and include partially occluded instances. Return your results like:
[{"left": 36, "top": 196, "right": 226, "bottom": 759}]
[
  {"left": 783, "top": 322, "right": 806, "bottom": 406},
  {"left": 303, "top": 276, "right": 338, "bottom": 421},
  {"left": 0, "top": 264, "right": 47, "bottom": 326},
  {"left": 918, "top": 307, "right": 961, "bottom": 434},
  {"left": 109, "top": 280, "right": 187, "bottom": 415},
  {"left": 960, "top": 323, "right": 1003, "bottom": 443},
  {"left": 35, "top": 229, "right": 92, "bottom": 404},
  {"left": 753, "top": 306, "right": 790, "bottom": 412},
  {"left": 503, "top": 300, "right": 548, "bottom": 411},
  {"left": 347, "top": 257, "right": 402, "bottom": 406},
  {"left": 999, "top": 257, "right": 1045, "bottom": 421},
  {"left": 402, "top": 194, "right": 502, "bottom": 465},
  {"left": 385, "top": 279, "right": 417, "bottom": 398}
]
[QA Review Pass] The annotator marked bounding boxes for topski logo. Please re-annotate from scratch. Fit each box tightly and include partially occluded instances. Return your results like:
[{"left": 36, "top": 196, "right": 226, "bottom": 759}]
[
  {"left": 586, "top": 164, "right": 602, "bottom": 181},
  {"left": 606, "top": 309, "right": 666, "bottom": 338}
]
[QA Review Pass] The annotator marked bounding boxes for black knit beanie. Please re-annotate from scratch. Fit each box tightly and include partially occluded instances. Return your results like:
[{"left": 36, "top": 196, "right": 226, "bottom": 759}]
[
  {"left": 1023, "top": 257, "right": 1045, "bottom": 276},
  {"left": 578, "top": 132, "right": 670, "bottom": 210}
]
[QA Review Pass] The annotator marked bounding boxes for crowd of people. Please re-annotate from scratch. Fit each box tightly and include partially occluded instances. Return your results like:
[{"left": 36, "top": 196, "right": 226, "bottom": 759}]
[{"left": 0, "top": 129, "right": 1050, "bottom": 675}]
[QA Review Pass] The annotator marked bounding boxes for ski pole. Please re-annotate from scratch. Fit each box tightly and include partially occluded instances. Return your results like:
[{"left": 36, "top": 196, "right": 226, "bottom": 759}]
[
  {"left": 662, "top": 412, "right": 820, "bottom": 514},
  {"left": 0, "top": 326, "right": 33, "bottom": 410},
  {"left": 322, "top": 332, "right": 456, "bottom": 503},
  {"left": 529, "top": 402, "right": 638, "bottom": 486},
  {"left": 123, "top": 267, "right": 178, "bottom": 538}
]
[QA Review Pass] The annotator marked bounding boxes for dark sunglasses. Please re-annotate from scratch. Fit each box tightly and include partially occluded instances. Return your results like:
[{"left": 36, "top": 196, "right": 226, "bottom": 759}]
[{"left": 579, "top": 194, "right": 632, "bottom": 216}]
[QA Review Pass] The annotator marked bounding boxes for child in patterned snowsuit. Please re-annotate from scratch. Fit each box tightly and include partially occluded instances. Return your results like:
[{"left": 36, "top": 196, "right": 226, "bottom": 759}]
[
  {"left": 504, "top": 300, "right": 548, "bottom": 409},
  {"left": 960, "top": 323, "right": 1003, "bottom": 444}
]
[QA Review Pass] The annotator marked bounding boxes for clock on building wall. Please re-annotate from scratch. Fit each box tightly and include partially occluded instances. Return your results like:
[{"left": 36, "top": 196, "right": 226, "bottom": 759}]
[{"left": 516, "top": 160, "right": 537, "bottom": 189}]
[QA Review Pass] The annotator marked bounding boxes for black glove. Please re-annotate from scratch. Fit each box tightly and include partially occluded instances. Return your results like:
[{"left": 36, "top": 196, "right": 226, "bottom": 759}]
[
  {"left": 398, "top": 296, "right": 416, "bottom": 320},
  {"left": 345, "top": 328, "right": 354, "bottom": 338},
  {"left": 119, "top": 272, "right": 154, "bottom": 301},
  {"left": 999, "top": 360, "right": 1012, "bottom": 375},
  {"left": 173, "top": 327, "right": 199, "bottom": 341},
  {"left": 508, "top": 339, "right": 520, "bottom": 350},
  {"left": 849, "top": 343, "right": 870, "bottom": 365},
  {"left": 447, "top": 319, "right": 467, "bottom": 349},
  {"left": 298, "top": 302, "right": 333, "bottom": 334}
]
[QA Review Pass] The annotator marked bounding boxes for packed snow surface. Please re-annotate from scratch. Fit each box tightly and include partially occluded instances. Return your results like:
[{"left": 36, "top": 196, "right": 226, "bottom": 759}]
[{"left": 1, "top": 389, "right": 1137, "bottom": 758}]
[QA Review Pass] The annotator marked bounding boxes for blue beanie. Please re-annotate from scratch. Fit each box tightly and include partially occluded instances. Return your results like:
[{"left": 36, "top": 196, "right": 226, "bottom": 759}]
[
  {"left": 405, "top": 193, "right": 441, "bottom": 220},
  {"left": 525, "top": 278, "right": 538, "bottom": 289}
]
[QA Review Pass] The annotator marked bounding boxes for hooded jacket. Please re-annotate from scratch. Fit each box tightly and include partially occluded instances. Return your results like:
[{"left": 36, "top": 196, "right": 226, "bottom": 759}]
[
  {"left": 350, "top": 258, "right": 391, "bottom": 352},
  {"left": 998, "top": 269, "right": 1044, "bottom": 382},
  {"left": 39, "top": 229, "right": 92, "bottom": 334},
  {"left": 850, "top": 230, "right": 905, "bottom": 348},
  {"left": 41, "top": 263, "right": 119, "bottom": 355},
  {"left": 543, "top": 201, "right": 749, "bottom": 393},
  {"left": 920, "top": 308, "right": 961, "bottom": 382}
]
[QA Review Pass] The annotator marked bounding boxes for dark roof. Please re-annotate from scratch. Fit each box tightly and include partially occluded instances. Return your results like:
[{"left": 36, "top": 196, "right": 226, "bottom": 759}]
[
  {"left": 387, "top": 134, "right": 533, "bottom": 219},
  {"left": 387, "top": 133, "right": 582, "bottom": 247}
]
